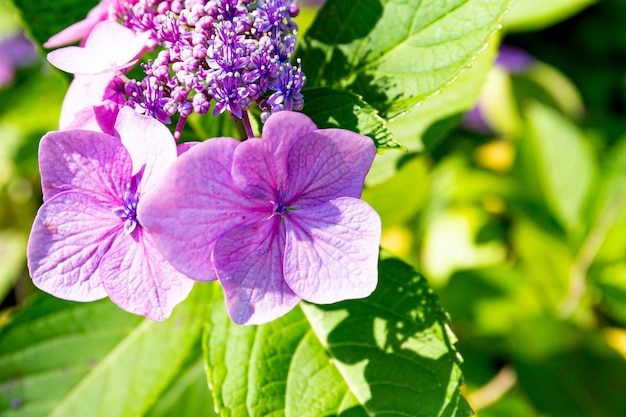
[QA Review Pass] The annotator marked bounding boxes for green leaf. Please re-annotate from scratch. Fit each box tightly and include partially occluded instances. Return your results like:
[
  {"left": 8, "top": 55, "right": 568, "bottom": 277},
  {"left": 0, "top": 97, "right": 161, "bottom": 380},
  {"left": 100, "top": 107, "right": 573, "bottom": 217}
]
[
  {"left": 503, "top": 0, "right": 596, "bottom": 32},
  {"left": 0, "top": 284, "right": 211, "bottom": 417},
  {"left": 0, "top": 231, "right": 26, "bottom": 303},
  {"left": 387, "top": 33, "right": 500, "bottom": 151},
  {"left": 144, "top": 355, "right": 219, "bottom": 417},
  {"left": 298, "top": 0, "right": 511, "bottom": 118},
  {"left": 362, "top": 156, "right": 431, "bottom": 227},
  {"left": 204, "top": 257, "right": 472, "bottom": 417},
  {"left": 302, "top": 87, "right": 402, "bottom": 151},
  {"left": 522, "top": 101, "right": 596, "bottom": 238},
  {"left": 511, "top": 319, "right": 626, "bottom": 417}
]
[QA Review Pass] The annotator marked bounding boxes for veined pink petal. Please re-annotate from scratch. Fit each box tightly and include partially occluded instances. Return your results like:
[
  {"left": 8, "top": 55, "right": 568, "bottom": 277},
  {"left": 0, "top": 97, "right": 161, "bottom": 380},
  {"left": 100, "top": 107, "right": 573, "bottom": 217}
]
[
  {"left": 27, "top": 191, "right": 120, "bottom": 301},
  {"left": 213, "top": 217, "right": 300, "bottom": 325},
  {"left": 283, "top": 197, "right": 381, "bottom": 304},
  {"left": 44, "top": 18, "right": 102, "bottom": 49},
  {"left": 176, "top": 141, "right": 199, "bottom": 156},
  {"left": 261, "top": 111, "right": 317, "bottom": 182},
  {"left": 47, "top": 21, "right": 149, "bottom": 75},
  {"left": 138, "top": 137, "right": 267, "bottom": 282},
  {"left": 99, "top": 229, "right": 194, "bottom": 321},
  {"left": 114, "top": 107, "right": 177, "bottom": 193},
  {"left": 39, "top": 130, "right": 132, "bottom": 204},
  {"left": 60, "top": 73, "right": 122, "bottom": 130},
  {"left": 63, "top": 107, "right": 103, "bottom": 133},
  {"left": 285, "top": 129, "right": 376, "bottom": 208},
  {"left": 231, "top": 138, "right": 277, "bottom": 199}
]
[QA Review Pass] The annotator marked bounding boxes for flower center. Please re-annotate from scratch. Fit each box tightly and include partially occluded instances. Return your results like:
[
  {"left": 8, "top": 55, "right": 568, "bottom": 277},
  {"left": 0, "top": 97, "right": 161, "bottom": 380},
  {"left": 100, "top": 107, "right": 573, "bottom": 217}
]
[
  {"left": 274, "top": 201, "right": 286, "bottom": 214},
  {"left": 113, "top": 187, "right": 140, "bottom": 235}
]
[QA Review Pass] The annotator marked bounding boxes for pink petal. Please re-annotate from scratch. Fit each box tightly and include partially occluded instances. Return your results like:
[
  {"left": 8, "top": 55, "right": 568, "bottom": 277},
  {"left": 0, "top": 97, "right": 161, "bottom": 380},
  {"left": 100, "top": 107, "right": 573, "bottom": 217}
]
[
  {"left": 137, "top": 138, "right": 267, "bottom": 282},
  {"left": 63, "top": 107, "right": 102, "bottom": 132},
  {"left": 44, "top": 18, "right": 101, "bottom": 49},
  {"left": 231, "top": 138, "right": 277, "bottom": 199},
  {"left": 285, "top": 129, "right": 376, "bottom": 208},
  {"left": 114, "top": 107, "right": 177, "bottom": 193},
  {"left": 261, "top": 111, "right": 317, "bottom": 182},
  {"left": 176, "top": 141, "right": 199, "bottom": 156},
  {"left": 47, "top": 46, "right": 110, "bottom": 75},
  {"left": 60, "top": 73, "right": 122, "bottom": 130},
  {"left": 43, "top": 0, "right": 113, "bottom": 48},
  {"left": 39, "top": 130, "right": 132, "bottom": 204},
  {"left": 213, "top": 217, "right": 301, "bottom": 325},
  {"left": 27, "top": 191, "right": 120, "bottom": 301},
  {"left": 283, "top": 197, "right": 381, "bottom": 304},
  {"left": 47, "top": 21, "right": 148, "bottom": 75},
  {"left": 99, "top": 229, "right": 194, "bottom": 321},
  {"left": 92, "top": 102, "right": 122, "bottom": 135}
]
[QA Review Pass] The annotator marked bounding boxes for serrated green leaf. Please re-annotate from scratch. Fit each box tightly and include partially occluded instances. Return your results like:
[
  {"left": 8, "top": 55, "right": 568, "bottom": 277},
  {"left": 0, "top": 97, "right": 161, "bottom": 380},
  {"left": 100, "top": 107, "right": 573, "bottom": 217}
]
[
  {"left": 302, "top": 87, "right": 402, "bottom": 151},
  {"left": 0, "top": 283, "right": 211, "bottom": 417},
  {"left": 204, "top": 257, "right": 471, "bottom": 417},
  {"left": 299, "top": 0, "right": 511, "bottom": 118},
  {"left": 522, "top": 101, "right": 596, "bottom": 238}
]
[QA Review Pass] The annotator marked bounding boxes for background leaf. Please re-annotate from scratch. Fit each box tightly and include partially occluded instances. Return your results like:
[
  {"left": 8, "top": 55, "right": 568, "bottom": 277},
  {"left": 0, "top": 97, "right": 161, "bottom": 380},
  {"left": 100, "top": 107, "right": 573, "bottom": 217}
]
[
  {"left": 298, "top": 0, "right": 511, "bottom": 118},
  {"left": 0, "top": 284, "right": 210, "bottom": 417},
  {"left": 204, "top": 256, "right": 472, "bottom": 417},
  {"left": 520, "top": 101, "right": 596, "bottom": 238},
  {"left": 503, "top": 0, "right": 596, "bottom": 32}
]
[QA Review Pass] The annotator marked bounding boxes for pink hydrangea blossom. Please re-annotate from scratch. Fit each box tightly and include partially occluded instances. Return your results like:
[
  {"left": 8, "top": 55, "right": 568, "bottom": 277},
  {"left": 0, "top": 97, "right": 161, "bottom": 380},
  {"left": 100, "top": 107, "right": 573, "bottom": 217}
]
[
  {"left": 27, "top": 107, "right": 194, "bottom": 321},
  {"left": 138, "top": 111, "right": 381, "bottom": 325},
  {"left": 59, "top": 73, "right": 126, "bottom": 133},
  {"left": 47, "top": 20, "right": 149, "bottom": 75},
  {"left": 43, "top": 0, "right": 126, "bottom": 49}
]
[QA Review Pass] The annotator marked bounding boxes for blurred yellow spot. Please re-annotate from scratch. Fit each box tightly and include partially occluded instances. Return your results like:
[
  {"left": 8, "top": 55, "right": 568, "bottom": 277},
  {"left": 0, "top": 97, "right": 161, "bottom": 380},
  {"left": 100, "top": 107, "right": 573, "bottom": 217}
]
[
  {"left": 380, "top": 225, "right": 413, "bottom": 259},
  {"left": 604, "top": 327, "right": 626, "bottom": 360},
  {"left": 483, "top": 194, "right": 506, "bottom": 214},
  {"left": 474, "top": 140, "right": 515, "bottom": 173}
]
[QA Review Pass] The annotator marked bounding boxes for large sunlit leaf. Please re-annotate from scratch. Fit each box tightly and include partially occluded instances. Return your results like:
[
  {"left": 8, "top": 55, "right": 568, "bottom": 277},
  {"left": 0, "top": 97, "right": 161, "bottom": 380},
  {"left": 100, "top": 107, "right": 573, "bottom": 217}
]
[
  {"left": 0, "top": 284, "right": 210, "bottom": 417},
  {"left": 299, "top": 0, "right": 511, "bottom": 118},
  {"left": 204, "top": 256, "right": 472, "bottom": 417},
  {"left": 144, "top": 355, "right": 219, "bottom": 417},
  {"left": 302, "top": 87, "right": 402, "bottom": 151}
]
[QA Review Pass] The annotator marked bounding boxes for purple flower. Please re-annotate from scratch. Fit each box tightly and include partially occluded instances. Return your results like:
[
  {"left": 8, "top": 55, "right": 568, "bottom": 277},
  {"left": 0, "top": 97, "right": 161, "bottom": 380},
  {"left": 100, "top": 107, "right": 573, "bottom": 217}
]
[
  {"left": 138, "top": 111, "right": 381, "bottom": 325},
  {"left": 27, "top": 107, "right": 194, "bottom": 321},
  {"left": 0, "top": 33, "right": 38, "bottom": 87}
]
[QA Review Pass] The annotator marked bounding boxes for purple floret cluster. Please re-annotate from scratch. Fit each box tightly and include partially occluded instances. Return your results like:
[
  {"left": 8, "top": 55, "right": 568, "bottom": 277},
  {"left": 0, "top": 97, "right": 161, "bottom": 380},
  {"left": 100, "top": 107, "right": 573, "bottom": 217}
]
[{"left": 118, "top": 0, "right": 305, "bottom": 123}]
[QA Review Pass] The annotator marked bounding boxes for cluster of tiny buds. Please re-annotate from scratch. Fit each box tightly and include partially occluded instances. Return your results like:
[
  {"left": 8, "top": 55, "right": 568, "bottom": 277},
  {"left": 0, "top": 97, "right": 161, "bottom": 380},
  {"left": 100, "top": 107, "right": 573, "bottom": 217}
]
[{"left": 116, "top": 0, "right": 306, "bottom": 130}]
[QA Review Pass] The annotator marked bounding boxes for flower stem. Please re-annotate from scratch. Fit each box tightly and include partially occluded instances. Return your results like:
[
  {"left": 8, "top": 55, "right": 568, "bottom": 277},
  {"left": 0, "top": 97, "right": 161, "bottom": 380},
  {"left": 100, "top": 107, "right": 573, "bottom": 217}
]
[
  {"left": 242, "top": 111, "right": 254, "bottom": 139},
  {"left": 174, "top": 115, "right": 187, "bottom": 143}
]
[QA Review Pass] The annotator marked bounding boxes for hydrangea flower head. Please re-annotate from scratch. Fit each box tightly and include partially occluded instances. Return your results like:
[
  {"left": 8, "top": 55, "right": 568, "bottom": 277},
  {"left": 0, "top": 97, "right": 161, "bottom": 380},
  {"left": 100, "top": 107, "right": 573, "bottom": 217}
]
[
  {"left": 138, "top": 111, "right": 381, "bottom": 325},
  {"left": 27, "top": 107, "right": 194, "bottom": 321}
]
